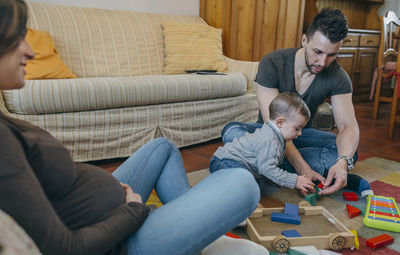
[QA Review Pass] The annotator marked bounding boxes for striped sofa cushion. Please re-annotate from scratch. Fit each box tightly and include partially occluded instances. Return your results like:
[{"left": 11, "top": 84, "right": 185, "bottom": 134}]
[
  {"left": 4, "top": 73, "right": 247, "bottom": 114},
  {"left": 26, "top": 2, "right": 205, "bottom": 78}
]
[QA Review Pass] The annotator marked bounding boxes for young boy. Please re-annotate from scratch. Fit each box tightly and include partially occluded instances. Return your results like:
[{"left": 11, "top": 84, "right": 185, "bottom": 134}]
[
  {"left": 210, "top": 92, "right": 315, "bottom": 194},
  {"left": 211, "top": 92, "right": 371, "bottom": 196}
]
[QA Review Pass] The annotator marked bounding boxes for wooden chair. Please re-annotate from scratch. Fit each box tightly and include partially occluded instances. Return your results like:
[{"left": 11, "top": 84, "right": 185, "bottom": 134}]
[
  {"left": 389, "top": 55, "right": 400, "bottom": 137},
  {"left": 372, "top": 11, "right": 400, "bottom": 122}
]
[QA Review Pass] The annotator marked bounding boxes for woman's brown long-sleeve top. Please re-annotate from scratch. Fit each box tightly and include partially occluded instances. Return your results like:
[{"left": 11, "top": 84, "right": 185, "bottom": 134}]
[{"left": 0, "top": 115, "right": 149, "bottom": 254}]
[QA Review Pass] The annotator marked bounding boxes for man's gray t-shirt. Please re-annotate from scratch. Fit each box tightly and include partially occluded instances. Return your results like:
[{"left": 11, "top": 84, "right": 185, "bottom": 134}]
[{"left": 255, "top": 48, "right": 352, "bottom": 127}]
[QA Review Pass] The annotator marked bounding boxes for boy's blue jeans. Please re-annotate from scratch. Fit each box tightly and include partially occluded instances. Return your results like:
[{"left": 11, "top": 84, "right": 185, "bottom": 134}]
[
  {"left": 221, "top": 122, "right": 358, "bottom": 176},
  {"left": 112, "top": 138, "right": 260, "bottom": 255}
]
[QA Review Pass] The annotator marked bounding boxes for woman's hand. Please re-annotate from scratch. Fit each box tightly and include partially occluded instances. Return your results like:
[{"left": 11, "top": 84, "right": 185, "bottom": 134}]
[{"left": 120, "top": 183, "right": 143, "bottom": 204}]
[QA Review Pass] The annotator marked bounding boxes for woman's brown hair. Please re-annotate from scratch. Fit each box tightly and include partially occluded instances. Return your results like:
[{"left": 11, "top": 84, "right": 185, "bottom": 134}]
[{"left": 0, "top": 0, "right": 28, "bottom": 57}]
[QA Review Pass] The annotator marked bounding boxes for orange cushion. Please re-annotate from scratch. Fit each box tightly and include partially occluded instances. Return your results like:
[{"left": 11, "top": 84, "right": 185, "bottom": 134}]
[{"left": 25, "top": 28, "right": 76, "bottom": 80}]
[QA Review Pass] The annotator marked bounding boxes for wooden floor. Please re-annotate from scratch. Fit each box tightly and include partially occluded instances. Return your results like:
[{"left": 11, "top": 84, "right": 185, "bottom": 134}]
[{"left": 91, "top": 101, "right": 400, "bottom": 174}]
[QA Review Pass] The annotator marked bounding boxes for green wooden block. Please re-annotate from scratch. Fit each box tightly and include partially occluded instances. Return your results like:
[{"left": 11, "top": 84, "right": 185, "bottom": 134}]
[
  {"left": 287, "top": 248, "right": 307, "bottom": 255},
  {"left": 305, "top": 193, "right": 317, "bottom": 206},
  {"left": 315, "top": 187, "right": 321, "bottom": 199}
]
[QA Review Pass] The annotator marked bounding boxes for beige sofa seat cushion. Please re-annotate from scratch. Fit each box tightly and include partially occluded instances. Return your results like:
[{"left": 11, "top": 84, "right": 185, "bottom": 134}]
[
  {"left": 27, "top": 2, "right": 205, "bottom": 78},
  {"left": 3, "top": 73, "right": 247, "bottom": 115},
  {"left": 12, "top": 94, "right": 258, "bottom": 162}
]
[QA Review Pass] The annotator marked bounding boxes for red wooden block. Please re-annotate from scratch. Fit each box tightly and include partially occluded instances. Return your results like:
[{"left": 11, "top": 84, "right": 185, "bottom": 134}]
[
  {"left": 346, "top": 204, "right": 361, "bottom": 218},
  {"left": 366, "top": 234, "right": 394, "bottom": 249},
  {"left": 343, "top": 192, "right": 359, "bottom": 201},
  {"left": 225, "top": 232, "right": 242, "bottom": 239}
]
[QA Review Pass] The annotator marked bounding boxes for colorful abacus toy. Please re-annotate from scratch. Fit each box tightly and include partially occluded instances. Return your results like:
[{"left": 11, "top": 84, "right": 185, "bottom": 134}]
[{"left": 363, "top": 195, "right": 400, "bottom": 233}]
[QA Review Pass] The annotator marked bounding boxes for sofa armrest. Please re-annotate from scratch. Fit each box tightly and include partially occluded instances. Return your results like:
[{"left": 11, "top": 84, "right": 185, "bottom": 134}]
[
  {"left": 225, "top": 56, "right": 259, "bottom": 94},
  {"left": 0, "top": 91, "right": 11, "bottom": 116}
]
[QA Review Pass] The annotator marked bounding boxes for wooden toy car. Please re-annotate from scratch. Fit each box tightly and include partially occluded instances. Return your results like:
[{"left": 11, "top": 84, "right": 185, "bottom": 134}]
[{"left": 246, "top": 202, "right": 354, "bottom": 253}]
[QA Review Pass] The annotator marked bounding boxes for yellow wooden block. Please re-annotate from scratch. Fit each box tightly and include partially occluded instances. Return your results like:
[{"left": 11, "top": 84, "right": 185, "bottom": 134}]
[
  {"left": 350, "top": 230, "right": 359, "bottom": 250},
  {"left": 145, "top": 189, "right": 162, "bottom": 208}
]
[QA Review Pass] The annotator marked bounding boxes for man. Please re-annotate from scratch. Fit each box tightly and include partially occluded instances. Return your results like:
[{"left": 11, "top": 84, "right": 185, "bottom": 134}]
[{"left": 222, "top": 8, "right": 360, "bottom": 196}]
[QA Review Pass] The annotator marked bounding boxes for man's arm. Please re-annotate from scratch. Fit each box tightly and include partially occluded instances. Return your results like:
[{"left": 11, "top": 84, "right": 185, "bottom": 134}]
[
  {"left": 256, "top": 84, "right": 279, "bottom": 121},
  {"left": 318, "top": 93, "right": 360, "bottom": 195},
  {"left": 257, "top": 84, "right": 325, "bottom": 189}
]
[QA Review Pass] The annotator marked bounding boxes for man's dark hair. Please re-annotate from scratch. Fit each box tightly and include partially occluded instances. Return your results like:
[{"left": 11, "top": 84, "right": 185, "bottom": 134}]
[
  {"left": 0, "top": 0, "right": 28, "bottom": 57},
  {"left": 306, "top": 7, "right": 348, "bottom": 43}
]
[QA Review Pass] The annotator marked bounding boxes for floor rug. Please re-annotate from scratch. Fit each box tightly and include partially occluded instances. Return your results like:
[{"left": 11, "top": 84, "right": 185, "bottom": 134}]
[
  {"left": 257, "top": 157, "right": 400, "bottom": 254},
  {"left": 148, "top": 157, "right": 400, "bottom": 254}
]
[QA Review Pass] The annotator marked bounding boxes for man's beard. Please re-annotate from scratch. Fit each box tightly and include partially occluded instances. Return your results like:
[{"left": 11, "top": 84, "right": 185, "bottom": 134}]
[{"left": 304, "top": 49, "right": 323, "bottom": 75}]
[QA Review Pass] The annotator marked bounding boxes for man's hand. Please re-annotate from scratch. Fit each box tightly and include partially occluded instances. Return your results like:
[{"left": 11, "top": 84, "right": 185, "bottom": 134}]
[
  {"left": 318, "top": 160, "right": 347, "bottom": 195},
  {"left": 120, "top": 183, "right": 143, "bottom": 204}
]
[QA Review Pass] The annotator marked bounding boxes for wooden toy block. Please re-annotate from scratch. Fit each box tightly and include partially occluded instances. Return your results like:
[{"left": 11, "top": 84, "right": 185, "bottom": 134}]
[
  {"left": 287, "top": 248, "right": 307, "bottom": 255},
  {"left": 284, "top": 203, "right": 299, "bottom": 216},
  {"left": 315, "top": 188, "right": 321, "bottom": 199},
  {"left": 346, "top": 204, "right": 361, "bottom": 218},
  {"left": 271, "top": 212, "right": 301, "bottom": 225},
  {"left": 343, "top": 192, "right": 358, "bottom": 201},
  {"left": 366, "top": 234, "right": 393, "bottom": 249},
  {"left": 282, "top": 229, "right": 301, "bottom": 238},
  {"left": 305, "top": 193, "right": 317, "bottom": 206},
  {"left": 225, "top": 232, "right": 242, "bottom": 239},
  {"left": 350, "top": 230, "right": 359, "bottom": 250}
]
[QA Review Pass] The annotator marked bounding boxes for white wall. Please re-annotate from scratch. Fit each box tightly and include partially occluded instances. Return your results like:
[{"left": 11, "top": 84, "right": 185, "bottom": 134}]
[
  {"left": 379, "top": 0, "right": 400, "bottom": 17},
  {"left": 26, "top": 0, "right": 200, "bottom": 16}
]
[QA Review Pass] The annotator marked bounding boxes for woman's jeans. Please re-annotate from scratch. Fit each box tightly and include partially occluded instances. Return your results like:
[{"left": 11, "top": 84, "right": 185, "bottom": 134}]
[
  {"left": 221, "top": 122, "right": 358, "bottom": 176},
  {"left": 209, "top": 156, "right": 280, "bottom": 196},
  {"left": 112, "top": 138, "right": 260, "bottom": 255}
]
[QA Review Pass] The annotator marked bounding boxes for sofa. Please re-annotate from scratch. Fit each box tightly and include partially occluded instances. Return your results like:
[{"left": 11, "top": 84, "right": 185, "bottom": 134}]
[{"left": 0, "top": 2, "right": 259, "bottom": 162}]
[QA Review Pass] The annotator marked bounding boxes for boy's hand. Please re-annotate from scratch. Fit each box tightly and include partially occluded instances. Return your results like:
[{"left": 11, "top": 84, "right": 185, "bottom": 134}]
[{"left": 296, "top": 175, "right": 315, "bottom": 193}]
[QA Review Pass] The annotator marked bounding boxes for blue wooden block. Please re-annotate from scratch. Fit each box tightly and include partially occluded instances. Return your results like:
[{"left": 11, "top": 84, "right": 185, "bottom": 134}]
[
  {"left": 282, "top": 229, "right": 302, "bottom": 238},
  {"left": 271, "top": 212, "right": 301, "bottom": 225},
  {"left": 284, "top": 203, "right": 299, "bottom": 216}
]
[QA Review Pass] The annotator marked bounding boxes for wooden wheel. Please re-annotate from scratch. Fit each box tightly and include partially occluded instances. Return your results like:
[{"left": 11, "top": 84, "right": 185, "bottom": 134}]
[
  {"left": 329, "top": 233, "right": 346, "bottom": 251},
  {"left": 298, "top": 200, "right": 311, "bottom": 207},
  {"left": 273, "top": 235, "right": 290, "bottom": 253}
]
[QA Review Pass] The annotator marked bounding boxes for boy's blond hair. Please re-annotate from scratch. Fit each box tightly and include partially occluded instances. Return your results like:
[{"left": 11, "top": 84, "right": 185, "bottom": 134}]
[{"left": 269, "top": 92, "right": 310, "bottom": 121}]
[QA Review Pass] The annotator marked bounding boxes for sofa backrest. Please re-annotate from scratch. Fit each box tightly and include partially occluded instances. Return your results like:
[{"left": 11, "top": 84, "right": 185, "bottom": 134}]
[{"left": 27, "top": 2, "right": 205, "bottom": 78}]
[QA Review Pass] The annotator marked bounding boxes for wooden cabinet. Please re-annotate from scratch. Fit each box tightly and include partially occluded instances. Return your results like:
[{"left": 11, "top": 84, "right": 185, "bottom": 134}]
[
  {"left": 201, "top": 0, "right": 383, "bottom": 62},
  {"left": 200, "top": 0, "right": 305, "bottom": 61},
  {"left": 336, "top": 29, "right": 380, "bottom": 102}
]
